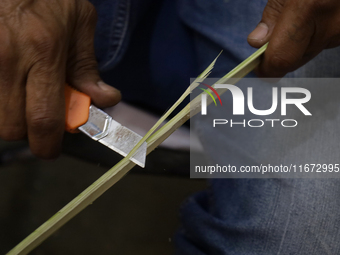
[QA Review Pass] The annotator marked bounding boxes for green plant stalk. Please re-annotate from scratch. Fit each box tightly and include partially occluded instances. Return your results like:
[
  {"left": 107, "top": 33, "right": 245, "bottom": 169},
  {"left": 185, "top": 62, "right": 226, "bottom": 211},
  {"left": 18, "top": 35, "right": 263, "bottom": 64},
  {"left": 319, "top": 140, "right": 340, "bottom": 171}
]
[
  {"left": 124, "top": 52, "right": 222, "bottom": 163},
  {"left": 148, "top": 43, "right": 268, "bottom": 145},
  {"left": 7, "top": 44, "right": 267, "bottom": 255}
]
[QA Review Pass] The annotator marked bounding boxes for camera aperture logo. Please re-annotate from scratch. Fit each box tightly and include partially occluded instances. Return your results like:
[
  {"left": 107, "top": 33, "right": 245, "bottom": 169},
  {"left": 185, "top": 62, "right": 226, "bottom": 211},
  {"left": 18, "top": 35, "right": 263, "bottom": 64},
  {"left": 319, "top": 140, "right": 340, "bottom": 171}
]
[{"left": 199, "top": 84, "right": 312, "bottom": 128}]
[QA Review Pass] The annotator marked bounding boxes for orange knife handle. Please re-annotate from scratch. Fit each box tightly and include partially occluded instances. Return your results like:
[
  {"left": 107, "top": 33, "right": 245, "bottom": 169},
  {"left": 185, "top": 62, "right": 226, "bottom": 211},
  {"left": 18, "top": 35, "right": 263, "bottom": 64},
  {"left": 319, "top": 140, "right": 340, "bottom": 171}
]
[{"left": 65, "top": 84, "right": 91, "bottom": 133}]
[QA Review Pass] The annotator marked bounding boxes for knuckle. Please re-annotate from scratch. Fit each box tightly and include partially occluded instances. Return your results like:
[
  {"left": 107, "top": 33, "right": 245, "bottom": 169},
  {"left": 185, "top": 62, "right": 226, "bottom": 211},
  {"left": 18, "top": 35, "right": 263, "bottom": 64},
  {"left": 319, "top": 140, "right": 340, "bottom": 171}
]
[
  {"left": 29, "top": 114, "right": 62, "bottom": 135},
  {"left": 27, "top": 25, "right": 61, "bottom": 53},
  {"left": 32, "top": 36, "right": 56, "bottom": 53},
  {"left": 69, "top": 56, "right": 98, "bottom": 79}
]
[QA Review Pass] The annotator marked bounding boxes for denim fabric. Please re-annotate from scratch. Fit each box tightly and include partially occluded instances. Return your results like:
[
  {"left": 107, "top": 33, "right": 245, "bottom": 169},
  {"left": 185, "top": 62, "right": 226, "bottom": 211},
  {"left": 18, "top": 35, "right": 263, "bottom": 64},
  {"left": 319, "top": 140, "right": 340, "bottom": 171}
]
[
  {"left": 175, "top": 1, "right": 340, "bottom": 254},
  {"left": 89, "top": 0, "right": 154, "bottom": 71},
  {"left": 176, "top": 178, "right": 340, "bottom": 254},
  {"left": 88, "top": 0, "right": 130, "bottom": 71},
  {"left": 178, "top": 0, "right": 267, "bottom": 71},
  {"left": 98, "top": 0, "right": 197, "bottom": 113},
  {"left": 90, "top": 0, "right": 340, "bottom": 254}
]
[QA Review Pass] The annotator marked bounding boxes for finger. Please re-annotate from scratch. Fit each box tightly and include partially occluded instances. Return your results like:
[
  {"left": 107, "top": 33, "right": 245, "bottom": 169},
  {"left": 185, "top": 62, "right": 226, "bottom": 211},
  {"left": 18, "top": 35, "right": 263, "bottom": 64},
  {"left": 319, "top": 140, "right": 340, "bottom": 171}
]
[
  {"left": 67, "top": 2, "right": 121, "bottom": 109},
  {"left": 26, "top": 57, "right": 66, "bottom": 159},
  {"left": 257, "top": 0, "right": 316, "bottom": 77},
  {"left": 248, "top": 0, "right": 286, "bottom": 48},
  {"left": 0, "top": 76, "right": 27, "bottom": 141},
  {"left": 0, "top": 40, "right": 26, "bottom": 141}
]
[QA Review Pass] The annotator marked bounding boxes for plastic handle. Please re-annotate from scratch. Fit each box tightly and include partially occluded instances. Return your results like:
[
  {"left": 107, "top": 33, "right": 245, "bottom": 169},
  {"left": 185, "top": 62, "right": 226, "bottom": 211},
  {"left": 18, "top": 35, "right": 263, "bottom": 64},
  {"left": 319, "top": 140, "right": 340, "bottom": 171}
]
[{"left": 65, "top": 85, "right": 91, "bottom": 133}]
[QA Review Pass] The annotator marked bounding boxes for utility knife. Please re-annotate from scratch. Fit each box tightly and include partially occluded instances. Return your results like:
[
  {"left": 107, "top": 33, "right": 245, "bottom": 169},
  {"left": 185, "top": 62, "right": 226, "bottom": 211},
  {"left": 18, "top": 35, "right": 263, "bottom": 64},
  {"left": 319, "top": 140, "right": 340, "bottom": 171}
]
[{"left": 64, "top": 85, "right": 147, "bottom": 168}]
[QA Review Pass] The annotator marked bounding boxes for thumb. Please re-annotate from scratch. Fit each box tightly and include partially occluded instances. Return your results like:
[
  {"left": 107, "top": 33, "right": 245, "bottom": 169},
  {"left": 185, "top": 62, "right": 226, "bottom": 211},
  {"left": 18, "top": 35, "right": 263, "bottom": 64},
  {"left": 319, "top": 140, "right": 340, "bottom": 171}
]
[
  {"left": 248, "top": 0, "right": 286, "bottom": 48},
  {"left": 67, "top": 59, "right": 121, "bottom": 108},
  {"left": 67, "top": 2, "right": 121, "bottom": 108}
]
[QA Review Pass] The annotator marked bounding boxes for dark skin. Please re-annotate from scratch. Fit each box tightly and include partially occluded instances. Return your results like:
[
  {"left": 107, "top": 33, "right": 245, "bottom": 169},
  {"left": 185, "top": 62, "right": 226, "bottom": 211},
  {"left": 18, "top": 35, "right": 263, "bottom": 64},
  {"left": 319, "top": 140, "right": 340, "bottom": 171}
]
[
  {"left": 1, "top": 0, "right": 340, "bottom": 159},
  {"left": 248, "top": 0, "right": 340, "bottom": 77},
  {"left": 0, "top": 0, "right": 121, "bottom": 159}
]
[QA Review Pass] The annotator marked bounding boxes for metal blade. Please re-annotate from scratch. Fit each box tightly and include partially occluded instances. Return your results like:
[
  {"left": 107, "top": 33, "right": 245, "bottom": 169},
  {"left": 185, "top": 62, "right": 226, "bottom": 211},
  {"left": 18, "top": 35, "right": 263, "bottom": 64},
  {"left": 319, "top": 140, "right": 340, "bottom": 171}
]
[
  {"left": 98, "top": 120, "right": 147, "bottom": 168},
  {"left": 78, "top": 105, "right": 147, "bottom": 167}
]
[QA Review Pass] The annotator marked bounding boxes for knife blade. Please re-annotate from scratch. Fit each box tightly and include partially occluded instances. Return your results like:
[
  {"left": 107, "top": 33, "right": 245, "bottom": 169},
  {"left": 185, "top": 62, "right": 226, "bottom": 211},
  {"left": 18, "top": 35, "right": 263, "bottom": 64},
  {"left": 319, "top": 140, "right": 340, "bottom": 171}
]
[{"left": 64, "top": 85, "right": 147, "bottom": 168}]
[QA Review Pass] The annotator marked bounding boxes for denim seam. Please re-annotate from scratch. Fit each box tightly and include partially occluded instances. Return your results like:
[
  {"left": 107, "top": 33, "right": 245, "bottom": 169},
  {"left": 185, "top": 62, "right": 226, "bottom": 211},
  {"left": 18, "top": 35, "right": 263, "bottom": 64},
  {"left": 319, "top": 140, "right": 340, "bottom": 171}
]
[
  {"left": 262, "top": 179, "right": 282, "bottom": 253},
  {"left": 277, "top": 179, "right": 296, "bottom": 255},
  {"left": 101, "top": 0, "right": 131, "bottom": 71}
]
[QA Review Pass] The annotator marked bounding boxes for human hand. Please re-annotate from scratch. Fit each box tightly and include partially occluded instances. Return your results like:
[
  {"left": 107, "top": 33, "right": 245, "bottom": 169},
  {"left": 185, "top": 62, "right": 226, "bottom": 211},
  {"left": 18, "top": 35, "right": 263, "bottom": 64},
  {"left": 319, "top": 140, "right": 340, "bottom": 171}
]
[
  {"left": 0, "top": 0, "right": 121, "bottom": 159},
  {"left": 248, "top": 0, "right": 340, "bottom": 77}
]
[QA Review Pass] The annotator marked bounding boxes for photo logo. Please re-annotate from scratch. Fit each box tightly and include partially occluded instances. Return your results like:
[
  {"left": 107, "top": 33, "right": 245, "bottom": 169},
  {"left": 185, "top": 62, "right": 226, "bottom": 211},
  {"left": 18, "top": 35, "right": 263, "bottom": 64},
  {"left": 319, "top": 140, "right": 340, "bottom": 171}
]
[
  {"left": 200, "top": 84, "right": 312, "bottom": 128},
  {"left": 199, "top": 82, "right": 223, "bottom": 108}
]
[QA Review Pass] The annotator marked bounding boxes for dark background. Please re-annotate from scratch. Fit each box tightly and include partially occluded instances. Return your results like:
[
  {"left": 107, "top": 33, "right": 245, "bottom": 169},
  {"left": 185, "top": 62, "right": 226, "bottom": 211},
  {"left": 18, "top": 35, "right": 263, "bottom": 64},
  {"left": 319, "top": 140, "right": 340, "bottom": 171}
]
[
  {"left": 0, "top": 1, "right": 206, "bottom": 253},
  {"left": 0, "top": 140, "right": 205, "bottom": 254}
]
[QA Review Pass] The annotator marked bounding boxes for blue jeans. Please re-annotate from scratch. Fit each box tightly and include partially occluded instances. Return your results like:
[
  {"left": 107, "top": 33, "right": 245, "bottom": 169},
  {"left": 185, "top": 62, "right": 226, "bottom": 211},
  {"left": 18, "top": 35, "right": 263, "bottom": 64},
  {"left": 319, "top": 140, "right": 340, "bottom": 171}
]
[{"left": 90, "top": 0, "right": 340, "bottom": 254}]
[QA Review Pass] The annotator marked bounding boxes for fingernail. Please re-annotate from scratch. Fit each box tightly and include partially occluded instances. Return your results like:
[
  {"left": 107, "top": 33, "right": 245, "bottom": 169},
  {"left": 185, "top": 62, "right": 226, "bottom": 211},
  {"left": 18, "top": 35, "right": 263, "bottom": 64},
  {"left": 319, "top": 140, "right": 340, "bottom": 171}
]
[
  {"left": 97, "top": 81, "right": 111, "bottom": 91},
  {"left": 248, "top": 23, "right": 268, "bottom": 41}
]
